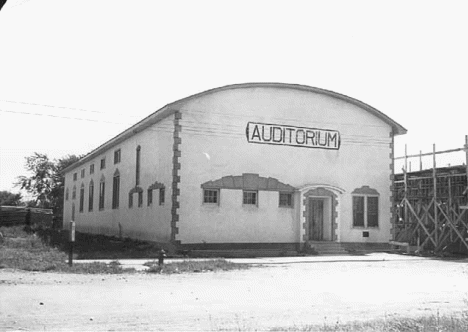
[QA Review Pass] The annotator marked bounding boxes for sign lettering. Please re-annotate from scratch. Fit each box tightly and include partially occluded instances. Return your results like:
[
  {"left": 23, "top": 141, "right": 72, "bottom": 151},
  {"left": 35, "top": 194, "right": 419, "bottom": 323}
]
[{"left": 246, "top": 122, "right": 340, "bottom": 150}]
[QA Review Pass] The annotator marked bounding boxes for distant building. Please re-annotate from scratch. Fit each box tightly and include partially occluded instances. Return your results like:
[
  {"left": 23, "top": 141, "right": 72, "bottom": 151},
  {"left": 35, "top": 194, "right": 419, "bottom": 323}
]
[{"left": 62, "top": 83, "right": 406, "bottom": 251}]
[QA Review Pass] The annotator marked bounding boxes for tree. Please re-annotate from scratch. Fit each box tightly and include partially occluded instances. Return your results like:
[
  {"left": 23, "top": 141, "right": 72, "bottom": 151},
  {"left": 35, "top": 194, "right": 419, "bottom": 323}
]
[
  {"left": 16, "top": 153, "right": 81, "bottom": 217},
  {"left": 0, "top": 190, "right": 22, "bottom": 206}
]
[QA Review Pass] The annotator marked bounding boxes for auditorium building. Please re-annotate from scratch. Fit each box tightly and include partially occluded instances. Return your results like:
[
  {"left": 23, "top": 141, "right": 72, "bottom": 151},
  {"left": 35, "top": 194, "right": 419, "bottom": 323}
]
[{"left": 62, "top": 83, "right": 406, "bottom": 252}]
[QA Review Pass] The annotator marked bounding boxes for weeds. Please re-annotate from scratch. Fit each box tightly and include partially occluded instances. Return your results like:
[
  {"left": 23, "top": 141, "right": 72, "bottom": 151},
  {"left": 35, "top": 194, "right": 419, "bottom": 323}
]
[
  {"left": 145, "top": 259, "right": 249, "bottom": 274},
  {"left": 0, "top": 226, "right": 135, "bottom": 273}
]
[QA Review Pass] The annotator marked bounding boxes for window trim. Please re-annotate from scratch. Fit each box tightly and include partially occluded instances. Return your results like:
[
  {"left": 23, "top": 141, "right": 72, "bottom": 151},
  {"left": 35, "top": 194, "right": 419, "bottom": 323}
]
[
  {"left": 100, "top": 157, "right": 106, "bottom": 170},
  {"left": 279, "top": 192, "right": 294, "bottom": 208},
  {"left": 203, "top": 189, "right": 219, "bottom": 205},
  {"left": 242, "top": 190, "right": 258, "bottom": 206},
  {"left": 114, "top": 149, "right": 121, "bottom": 165},
  {"left": 352, "top": 194, "right": 379, "bottom": 228}
]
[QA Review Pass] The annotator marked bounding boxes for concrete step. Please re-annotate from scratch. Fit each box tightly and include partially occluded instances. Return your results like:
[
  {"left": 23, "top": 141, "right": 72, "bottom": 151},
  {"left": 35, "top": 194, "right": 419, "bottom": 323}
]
[{"left": 307, "top": 241, "right": 349, "bottom": 255}]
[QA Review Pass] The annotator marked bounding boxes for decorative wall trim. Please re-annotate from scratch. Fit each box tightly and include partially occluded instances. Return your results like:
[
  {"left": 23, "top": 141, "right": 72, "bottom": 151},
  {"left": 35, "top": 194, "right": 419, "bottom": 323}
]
[
  {"left": 351, "top": 186, "right": 380, "bottom": 196},
  {"left": 201, "top": 173, "right": 295, "bottom": 192},
  {"left": 128, "top": 186, "right": 143, "bottom": 194},
  {"left": 171, "top": 111, "right": 182, "bottom": 243},
  {"left": 302, "top": 187, "right": 338, "bottom": 241},
  {"left": 148, "top": 181, "right": 165, "bottom": 190}
]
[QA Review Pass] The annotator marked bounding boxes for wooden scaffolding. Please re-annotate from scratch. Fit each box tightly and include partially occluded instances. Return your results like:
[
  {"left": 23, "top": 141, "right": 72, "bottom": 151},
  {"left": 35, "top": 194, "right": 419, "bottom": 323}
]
[{"left": 392, "top": 136, "right": 468, "bottom": 255}]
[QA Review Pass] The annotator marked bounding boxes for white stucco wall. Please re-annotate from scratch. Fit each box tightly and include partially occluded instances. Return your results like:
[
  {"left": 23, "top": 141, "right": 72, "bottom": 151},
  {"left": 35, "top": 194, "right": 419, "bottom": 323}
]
[
  {"left": 63, "top": 116, "right": 174, "bottom": 242},
  {"left": 176, "top": 87, "right": 394, "bottom": 244}
]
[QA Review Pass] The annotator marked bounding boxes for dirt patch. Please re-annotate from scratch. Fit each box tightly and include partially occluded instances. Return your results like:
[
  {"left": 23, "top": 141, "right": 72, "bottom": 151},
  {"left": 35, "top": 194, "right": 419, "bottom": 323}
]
[{"left": 1, "top": 255, "right": 468, "bottom": 331}]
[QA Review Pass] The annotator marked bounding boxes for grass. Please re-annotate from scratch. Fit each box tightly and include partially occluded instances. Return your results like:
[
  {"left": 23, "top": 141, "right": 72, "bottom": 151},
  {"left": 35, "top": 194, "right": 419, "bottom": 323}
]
[
  {"left": 0, "top": 226, "right": 135, "bottom": 273},
  {"left": 145, "top": 258, "right": 250, "bottom": 274},
  {"left": 268, "top": 312, "right": 468, "bottom": 332},
  {"left": 0, "top": 226, "right": 249, "bottom": 274}
]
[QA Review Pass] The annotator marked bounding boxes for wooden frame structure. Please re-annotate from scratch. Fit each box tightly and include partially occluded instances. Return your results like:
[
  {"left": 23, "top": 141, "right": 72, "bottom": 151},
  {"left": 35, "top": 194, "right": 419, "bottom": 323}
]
[{"left": 392, "top": 136, "right": 468, "bottom": 254}]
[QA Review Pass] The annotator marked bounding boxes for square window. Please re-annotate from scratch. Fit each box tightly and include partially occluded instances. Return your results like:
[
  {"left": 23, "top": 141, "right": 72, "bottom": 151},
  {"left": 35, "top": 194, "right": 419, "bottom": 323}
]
[
  {"left": 90, "top": 164, "right": 95, "bottom": 174},
  {"left": 100, "top": 158, "right": 106, "bottom": 170},
  {"left": 243, "top": 190, "right": 257, "bottom": 206},
  {"left": 203, "top": 189, "right": 219, "bottom": 204},
  {"left": 279, "top": 192, "right": 293, "bottom": 207},
  {"left": 114, "top": 149, "right": 121, "bottom": 164}
]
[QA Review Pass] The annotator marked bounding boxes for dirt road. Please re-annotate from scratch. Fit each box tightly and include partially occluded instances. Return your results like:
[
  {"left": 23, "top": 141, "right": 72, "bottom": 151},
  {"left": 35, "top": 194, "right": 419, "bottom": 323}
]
[{"left": 1, "top": 254, "right": 468, "bottom": 331}]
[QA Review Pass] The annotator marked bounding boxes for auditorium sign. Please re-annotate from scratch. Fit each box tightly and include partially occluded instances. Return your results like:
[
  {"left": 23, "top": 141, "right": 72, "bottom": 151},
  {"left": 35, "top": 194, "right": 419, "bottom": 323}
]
[{"left": 245, "top": 122, "right": 341, "bottom": 150}]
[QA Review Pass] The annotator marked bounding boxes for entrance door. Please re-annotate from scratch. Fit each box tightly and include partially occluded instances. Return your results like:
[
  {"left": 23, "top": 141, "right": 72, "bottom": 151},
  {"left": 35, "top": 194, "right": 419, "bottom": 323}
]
[{"left": 308, "top": 198, "right": 324, "bottom": 241}]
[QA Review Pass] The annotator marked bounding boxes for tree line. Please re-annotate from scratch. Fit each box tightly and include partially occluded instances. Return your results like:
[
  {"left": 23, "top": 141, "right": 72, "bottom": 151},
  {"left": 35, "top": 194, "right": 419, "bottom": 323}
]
[{"left": 1, "top": 153, "right": 81, "bottom": 220}]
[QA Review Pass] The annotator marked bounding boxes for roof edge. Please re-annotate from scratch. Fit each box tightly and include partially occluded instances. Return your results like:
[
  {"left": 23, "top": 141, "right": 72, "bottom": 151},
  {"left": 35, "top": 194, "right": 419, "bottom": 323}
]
[{"left": 63, "top": 82, "right": 406, "bottom": 174}]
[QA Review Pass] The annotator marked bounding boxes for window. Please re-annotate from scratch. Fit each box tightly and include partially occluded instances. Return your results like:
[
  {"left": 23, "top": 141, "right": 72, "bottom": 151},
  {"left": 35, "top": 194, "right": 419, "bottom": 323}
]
[
  {"left": 79, "top": 184, "right": 85, "bottom": 212},
  {"left": 112, "top": 172, "right": 120, "bottom": 209},
  {"left": 100, "top": 158, "right": 106, "bottom": 170},
  {"left": 72, "top": 203, "right": 75, "bottom": 221},
  {"left": 73, "top": 173, "right": 77, "bottom": 181},
  {"left": 159, "top": 187, "right": 165, "bottom": 205},
  {"left": 147, "top": 189, "right": 153, "bottom": 206},
  {"left": 279, "top": 192, "right": 293, "bottom": 207},
  {"left": 65, "top": 188, "right": 69, "bottom": 201},
  {"left": 352, "top": 196, "right": 365, "bottom": 227},
  {"left": 89, "top": 180, "right": 94, "bottom": 212},
  {"left": 90, "top": 164, "right": 95, "bottom": 174},
  {"left": 353, "top": 196, "right": 379, "bottom": 227},
  {"left": 81, "top": 169, "right": 85, "bottom": 178},
  {"left": 367, "top": 196, "right": 379, "bottom": 227},
  {"left": 72, "top": 186, "right": 76, "bottom": 200},
  {"left": 114, "top": 149, "right": 121, "bottom": 164},
  {"left": 138, "top": 191, "right": 143, "bottom": 207},
  {"left": 129, "top": 193, "right": 133, "bottom": 208},
  {"left": 99, "top": 179, "right": 105, "bottom": 210},
  {"left": 203, "top": 189, "right": 219, "bottom": 204},
  {"left": 136, "top": 146, "right": 141, "bottom": 185},
  {"left": 243, "top": 190, "right": 258, "bottom": 206}
]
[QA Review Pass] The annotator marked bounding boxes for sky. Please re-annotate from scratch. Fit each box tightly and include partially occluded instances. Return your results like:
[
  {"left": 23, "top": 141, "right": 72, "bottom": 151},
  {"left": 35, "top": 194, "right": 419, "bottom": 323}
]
[{"left": 0, "top": 0, "right": 467, "bottom": 194}]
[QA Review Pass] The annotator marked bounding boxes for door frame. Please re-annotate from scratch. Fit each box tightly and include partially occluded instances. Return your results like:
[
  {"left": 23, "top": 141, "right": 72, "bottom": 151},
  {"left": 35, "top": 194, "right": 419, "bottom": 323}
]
[{"left": 298, "top": 184, "right": 344, "bottom": 244}]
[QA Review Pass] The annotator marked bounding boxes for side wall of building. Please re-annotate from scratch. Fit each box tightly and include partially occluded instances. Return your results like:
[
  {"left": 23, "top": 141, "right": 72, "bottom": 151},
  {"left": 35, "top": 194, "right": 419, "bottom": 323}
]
[
  {"left": 175, "top": 87, "right": 393, "bottom": 244},
  {"left": 62, "top": 116, "right": 174, "bottom": 242}
]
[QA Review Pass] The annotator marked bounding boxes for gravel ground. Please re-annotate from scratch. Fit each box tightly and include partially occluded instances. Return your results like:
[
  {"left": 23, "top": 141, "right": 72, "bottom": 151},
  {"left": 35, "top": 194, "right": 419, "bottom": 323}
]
[{"left": 1, "top": 253, "right": 468, "bottom": 331}]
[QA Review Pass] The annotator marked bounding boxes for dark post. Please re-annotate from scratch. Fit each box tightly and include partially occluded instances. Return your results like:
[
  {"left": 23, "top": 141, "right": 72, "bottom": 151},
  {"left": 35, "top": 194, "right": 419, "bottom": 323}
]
[
  {"left": 69, "top": 220, "right": 75, "bottom": 266},
  {"left": 158, "top": 249, "right": 166, "bottom": 266}
]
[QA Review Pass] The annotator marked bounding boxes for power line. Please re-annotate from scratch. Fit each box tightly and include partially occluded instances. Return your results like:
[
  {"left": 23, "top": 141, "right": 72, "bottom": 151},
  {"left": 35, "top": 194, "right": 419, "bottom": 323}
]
[
  {"left": 0, "top": 99, "right": 142, "bottom": 118},
  {"left": 1, "top": 108, "right": 392, "bottom": 147}
]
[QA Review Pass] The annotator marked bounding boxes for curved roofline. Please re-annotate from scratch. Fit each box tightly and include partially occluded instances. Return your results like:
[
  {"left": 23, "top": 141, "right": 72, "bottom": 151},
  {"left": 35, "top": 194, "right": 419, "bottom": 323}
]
[
  {"left": 164, "top": 82, "right": 406, "bottom": 135},
  {"left": 63, "top": 82, "right": 406, "bottom": 174}
]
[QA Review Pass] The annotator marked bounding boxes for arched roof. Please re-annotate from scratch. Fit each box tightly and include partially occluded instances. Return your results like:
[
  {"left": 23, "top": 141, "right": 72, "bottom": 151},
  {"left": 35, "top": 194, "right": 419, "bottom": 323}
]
[
  {"left": 164, "top": 82, "right": 406, "bottom": 135},
  {"left": 63, "top": 83, "right": 406, "bottom": 173}
]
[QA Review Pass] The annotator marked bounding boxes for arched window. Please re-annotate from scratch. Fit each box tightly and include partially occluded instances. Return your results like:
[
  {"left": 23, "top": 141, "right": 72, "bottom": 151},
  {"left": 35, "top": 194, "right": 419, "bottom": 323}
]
[
  {"left": 89, "top": 180, "right": 94, "bottom": 212},
  {"left": 79, "top": 183, "right": 85, "bottom": 212},
  {"left": 99, "top": 176, "right": 106, "bottom": 210},
  {"left": 136, "top": 145, "right": 141, "bottom": 186},
  {"left": 112, "top": 169, "right": 120, "bottom": 209}
]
